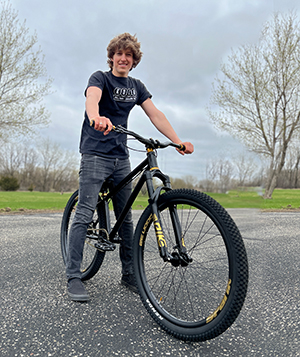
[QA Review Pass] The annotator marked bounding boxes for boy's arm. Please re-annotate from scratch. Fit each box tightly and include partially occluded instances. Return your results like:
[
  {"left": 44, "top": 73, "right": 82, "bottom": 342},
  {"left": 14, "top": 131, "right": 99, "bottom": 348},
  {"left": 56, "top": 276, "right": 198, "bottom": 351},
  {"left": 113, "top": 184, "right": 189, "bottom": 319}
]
[
  {"left": 141, "top": 98, "right": 194, "bottom": 155},
  {"left": 86, "top": 86, "right": 113, "bottom": 135}
]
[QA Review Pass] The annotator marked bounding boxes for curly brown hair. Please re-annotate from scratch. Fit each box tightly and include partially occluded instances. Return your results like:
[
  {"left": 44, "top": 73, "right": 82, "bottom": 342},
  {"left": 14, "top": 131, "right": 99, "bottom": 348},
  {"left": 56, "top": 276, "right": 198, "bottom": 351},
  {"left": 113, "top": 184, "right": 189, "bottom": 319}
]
[{"left": 107, "top": 33, "right": 143, "bottom": 71}]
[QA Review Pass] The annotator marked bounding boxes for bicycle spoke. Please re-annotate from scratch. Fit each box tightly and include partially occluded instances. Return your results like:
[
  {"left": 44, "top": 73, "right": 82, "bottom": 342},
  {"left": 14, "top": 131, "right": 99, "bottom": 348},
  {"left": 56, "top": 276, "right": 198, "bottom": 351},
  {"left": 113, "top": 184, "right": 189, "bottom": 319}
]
[
  {"left": 141, "top": 199, "right": 229, "bottom": 323},
  {"left": 61, "top": 191, "right": 106, "bottom": 281}
]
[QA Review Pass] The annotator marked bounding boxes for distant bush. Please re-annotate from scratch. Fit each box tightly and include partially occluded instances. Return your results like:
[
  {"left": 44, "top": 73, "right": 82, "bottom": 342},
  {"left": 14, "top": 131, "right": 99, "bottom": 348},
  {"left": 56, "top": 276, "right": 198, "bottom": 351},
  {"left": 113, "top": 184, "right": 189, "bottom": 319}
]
[
  {"left": 0, "top": 176, "right": 20, "bottom": 191},
  {"left": 28, "top": 184, "right": 35, "bottom": 192}
]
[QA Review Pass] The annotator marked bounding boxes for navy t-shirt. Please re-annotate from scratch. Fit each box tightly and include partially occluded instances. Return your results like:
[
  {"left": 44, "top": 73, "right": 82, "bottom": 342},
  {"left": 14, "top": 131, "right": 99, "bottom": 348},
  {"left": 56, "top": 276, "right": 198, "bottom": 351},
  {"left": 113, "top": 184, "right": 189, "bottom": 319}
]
[{"left": 79, "top": 70, "right": 152, "bottom": 158}]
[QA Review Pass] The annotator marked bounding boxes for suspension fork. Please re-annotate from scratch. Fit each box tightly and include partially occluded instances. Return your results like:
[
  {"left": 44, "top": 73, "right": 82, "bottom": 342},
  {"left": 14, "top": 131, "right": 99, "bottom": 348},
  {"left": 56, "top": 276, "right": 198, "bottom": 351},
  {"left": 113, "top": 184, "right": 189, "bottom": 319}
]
[
  {"left": 144, "top": 148, "right": 192, "bottom": 265},
  {"left": 144, "top": 170, "right": 187, "bottom": 263},
  {"left": 168, "top": 204, "right": 187, "bottom": 253},
  {"left": 145, "top": 170, "right": 192, "bottom": 265},
  {"left": 145, "top": 170, "right": 171, "bottom": 262}
]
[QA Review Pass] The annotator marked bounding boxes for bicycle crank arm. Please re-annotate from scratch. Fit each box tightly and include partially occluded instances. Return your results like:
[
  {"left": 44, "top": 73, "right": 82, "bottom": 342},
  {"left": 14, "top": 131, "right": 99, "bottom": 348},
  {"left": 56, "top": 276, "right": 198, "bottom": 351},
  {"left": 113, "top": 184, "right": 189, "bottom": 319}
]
[{"left": 94, "top": 239, "right": 116, "bottom": 252}]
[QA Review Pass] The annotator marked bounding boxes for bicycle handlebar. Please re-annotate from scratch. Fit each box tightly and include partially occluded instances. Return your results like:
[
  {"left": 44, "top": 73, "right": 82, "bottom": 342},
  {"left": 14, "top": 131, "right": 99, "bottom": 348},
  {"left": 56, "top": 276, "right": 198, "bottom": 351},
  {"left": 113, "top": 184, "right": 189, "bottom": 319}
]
[{"left": 90, "top": 120, "right": 186, "bottom": 152}]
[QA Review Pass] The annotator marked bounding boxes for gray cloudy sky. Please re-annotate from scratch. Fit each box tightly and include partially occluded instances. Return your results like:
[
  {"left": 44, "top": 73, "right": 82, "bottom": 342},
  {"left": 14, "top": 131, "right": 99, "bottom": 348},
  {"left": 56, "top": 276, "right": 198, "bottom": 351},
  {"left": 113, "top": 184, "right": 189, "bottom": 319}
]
[{"left": 10, "top": 0, "right": 300, "bottom": 179}]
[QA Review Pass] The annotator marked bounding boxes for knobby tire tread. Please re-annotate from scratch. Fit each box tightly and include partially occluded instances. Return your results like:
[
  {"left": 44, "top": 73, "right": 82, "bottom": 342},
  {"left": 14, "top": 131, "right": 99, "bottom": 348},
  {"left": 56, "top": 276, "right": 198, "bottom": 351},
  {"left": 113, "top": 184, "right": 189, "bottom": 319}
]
[
  {"left": 133, "top": 188, "right": 248, "bottom": 342},
  {"left": 60, "top": 190, "right": 106, "bottom": 281}
]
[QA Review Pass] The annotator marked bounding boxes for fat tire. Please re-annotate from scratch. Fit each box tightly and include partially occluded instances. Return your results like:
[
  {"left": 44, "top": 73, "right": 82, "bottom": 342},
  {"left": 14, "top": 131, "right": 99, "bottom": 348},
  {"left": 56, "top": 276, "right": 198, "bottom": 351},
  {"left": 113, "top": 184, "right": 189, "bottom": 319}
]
[
  {"left": 133, "top": 189, "right": 248, "bottom": 342},
  {"left": 60, "top": 190, "right": 106, "bottom": 281}
]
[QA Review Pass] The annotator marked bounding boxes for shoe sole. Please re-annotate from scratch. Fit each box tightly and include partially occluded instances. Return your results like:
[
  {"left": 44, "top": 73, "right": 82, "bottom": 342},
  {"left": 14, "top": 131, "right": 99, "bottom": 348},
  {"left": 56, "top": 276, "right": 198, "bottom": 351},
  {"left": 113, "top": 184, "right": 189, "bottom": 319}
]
[
  {"left": 68, "top": 292, "right": 90, "bottom": 302},
  {"left": 121, "top": 280, "right": 139, "bottom": 294}
]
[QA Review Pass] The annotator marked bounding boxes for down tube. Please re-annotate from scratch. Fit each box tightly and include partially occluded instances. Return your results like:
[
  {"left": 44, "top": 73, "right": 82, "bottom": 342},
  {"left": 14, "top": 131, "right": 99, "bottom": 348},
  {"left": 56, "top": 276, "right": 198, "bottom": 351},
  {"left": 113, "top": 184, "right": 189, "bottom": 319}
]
[{"left": 109, "top": 173, "right": 147, "bottom": 240}]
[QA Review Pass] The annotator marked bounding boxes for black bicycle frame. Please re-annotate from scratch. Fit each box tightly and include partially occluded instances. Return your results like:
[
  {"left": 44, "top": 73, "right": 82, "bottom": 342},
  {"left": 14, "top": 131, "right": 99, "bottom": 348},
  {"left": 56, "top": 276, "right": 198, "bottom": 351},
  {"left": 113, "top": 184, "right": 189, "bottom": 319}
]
[{"left": 97, "top": 148, "right": 185, "bottom": 261}]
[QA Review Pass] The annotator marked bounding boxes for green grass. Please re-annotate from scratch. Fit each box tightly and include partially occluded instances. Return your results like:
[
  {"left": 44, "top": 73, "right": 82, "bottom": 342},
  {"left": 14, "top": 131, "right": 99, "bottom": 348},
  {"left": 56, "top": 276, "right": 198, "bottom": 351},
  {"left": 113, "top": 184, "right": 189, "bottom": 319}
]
[
  {"left": 208, "top": 188, "right": 300, "bottom": 210},
  {"left": 0, "top": 191, "right": 150, "bottom": 212},
  {"left": 260, "top": 189, "right": 300, "bottom": 210},
  {"left": 207, "top": 190, "right": 264, "bottom": 209},
  {"left": 1, "top": 188, "right": 300, "bottom": 212},
  {"left": 0, "top": 191, "right": 72, "bottom": 211}
]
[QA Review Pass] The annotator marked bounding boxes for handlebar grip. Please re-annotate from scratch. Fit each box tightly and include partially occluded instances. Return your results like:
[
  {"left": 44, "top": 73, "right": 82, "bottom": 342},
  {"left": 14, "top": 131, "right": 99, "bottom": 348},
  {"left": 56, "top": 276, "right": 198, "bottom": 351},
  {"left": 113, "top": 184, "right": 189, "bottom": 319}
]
[{"left": 90, "top": 119, "right": 111, "bottom": 131}]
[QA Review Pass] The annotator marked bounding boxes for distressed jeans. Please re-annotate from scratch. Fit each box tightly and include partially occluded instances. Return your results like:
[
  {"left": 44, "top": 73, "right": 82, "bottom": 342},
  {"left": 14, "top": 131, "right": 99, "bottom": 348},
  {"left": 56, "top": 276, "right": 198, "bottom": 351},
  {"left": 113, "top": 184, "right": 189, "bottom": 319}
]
[{"left": 66, "top": 154, "right": 133, "bottom": 280}]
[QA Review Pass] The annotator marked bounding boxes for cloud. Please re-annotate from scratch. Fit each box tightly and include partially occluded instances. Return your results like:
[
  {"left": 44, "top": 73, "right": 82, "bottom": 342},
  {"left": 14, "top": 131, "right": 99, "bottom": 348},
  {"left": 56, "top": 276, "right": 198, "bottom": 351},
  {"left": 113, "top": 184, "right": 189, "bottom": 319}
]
[{"left": 9, "top": 0, "right": 300, "bottom": 179}]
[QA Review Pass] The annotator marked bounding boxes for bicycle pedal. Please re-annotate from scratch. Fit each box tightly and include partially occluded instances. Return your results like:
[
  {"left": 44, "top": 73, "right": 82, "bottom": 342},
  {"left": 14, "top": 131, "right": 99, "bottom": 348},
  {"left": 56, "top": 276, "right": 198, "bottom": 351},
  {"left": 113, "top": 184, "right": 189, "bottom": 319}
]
[
  {"left": 112, "top": 235, "right": 122, "bottom": 244},
  {"left": 95, "top": 241, "right": 116, "bottom": 252}
]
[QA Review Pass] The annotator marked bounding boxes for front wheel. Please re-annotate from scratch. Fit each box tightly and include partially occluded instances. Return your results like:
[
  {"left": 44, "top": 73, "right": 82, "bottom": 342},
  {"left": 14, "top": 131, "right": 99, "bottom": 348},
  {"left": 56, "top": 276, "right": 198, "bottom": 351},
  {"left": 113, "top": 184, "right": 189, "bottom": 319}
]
[
  {"left": 133, "top": 189, "right": 248, "bottom": 342},
  {"left": 60, "top": 190, "right": 106, "bottom": 281}
]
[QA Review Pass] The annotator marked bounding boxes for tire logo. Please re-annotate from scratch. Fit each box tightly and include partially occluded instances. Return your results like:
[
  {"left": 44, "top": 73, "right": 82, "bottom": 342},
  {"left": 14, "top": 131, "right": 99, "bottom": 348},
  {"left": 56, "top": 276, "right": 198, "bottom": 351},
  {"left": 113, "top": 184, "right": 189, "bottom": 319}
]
[
  {"left": 146, "top": 299, "right": 163, "bottom": 320},
  {"left": 139, "top": 214, "right": 153, "bottom": 246},
  {"left": 206, "top": 279, "right": 232, "bottom": 323}
]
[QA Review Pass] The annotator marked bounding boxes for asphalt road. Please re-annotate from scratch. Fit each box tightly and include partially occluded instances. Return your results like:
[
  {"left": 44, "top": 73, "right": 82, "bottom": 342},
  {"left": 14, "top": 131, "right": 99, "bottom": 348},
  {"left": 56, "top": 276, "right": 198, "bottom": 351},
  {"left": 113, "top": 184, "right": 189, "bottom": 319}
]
[{"left": 0, "top": 209, "right": 299, "bottom": 357}]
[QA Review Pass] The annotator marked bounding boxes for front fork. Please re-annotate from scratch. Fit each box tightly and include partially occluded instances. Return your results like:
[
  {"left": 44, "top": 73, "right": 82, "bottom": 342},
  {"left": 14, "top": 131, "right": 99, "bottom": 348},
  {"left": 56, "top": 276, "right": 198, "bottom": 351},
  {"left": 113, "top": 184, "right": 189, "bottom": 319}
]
[{"left": 145, "top": 170, "right": 192, "bottom": 266}]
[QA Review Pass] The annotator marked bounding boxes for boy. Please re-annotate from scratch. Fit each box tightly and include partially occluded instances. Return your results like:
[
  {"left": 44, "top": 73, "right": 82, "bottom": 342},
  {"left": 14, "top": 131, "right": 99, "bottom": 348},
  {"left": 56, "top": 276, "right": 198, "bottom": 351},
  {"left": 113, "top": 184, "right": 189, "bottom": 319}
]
[{"left": 66, "top": 33, "right": 194, "bottom": 301}]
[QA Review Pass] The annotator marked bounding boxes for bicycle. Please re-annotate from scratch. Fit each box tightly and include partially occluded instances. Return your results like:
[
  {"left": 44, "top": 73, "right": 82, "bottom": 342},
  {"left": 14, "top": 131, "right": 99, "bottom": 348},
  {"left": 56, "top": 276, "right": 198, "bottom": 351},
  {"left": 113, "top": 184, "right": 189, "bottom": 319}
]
[{"left": 60, "top": 125, "right": 248, "bottom": 342}]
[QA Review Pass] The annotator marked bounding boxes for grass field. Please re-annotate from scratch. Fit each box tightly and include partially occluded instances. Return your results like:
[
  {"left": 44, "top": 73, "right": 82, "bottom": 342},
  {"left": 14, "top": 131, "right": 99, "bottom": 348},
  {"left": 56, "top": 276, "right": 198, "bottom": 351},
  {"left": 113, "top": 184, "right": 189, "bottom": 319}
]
[
  {"left": 0, "top": 188, "right": 300, "bottom": 212},
  {"left": 0, "top": 191, "right": 151, "bottom": 212},
  {"left": 209, "top": 189, "right": 300, "bottom": 210}
]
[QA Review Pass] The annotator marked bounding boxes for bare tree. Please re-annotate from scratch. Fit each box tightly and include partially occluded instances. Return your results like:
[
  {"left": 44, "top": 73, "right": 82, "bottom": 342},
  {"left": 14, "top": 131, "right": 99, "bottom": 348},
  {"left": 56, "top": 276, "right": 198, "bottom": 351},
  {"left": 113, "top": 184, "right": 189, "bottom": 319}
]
[
  {"left": 204, "top": 160, "right": 218, "bottom": 192},
  {"left": 233, "top": 152, "right": 259, "bottom": 187},
  {"left": 292, "top": 147, "right": 300, "bottom": 188},
  {"left": 209, "top": 12, "right": 300, "bottom": 198},
  {"left": 183, "top": 175, "right": 198, "bottom": 189},
  {"left": 51, "top": 150, "right": 79, "bottom": 192},
  {"left": 277, "top": 141, "right": 300, "bottom": 188},
  {"left": 288, "top": 141, "right": 300, "bottom": 188},
  {"left": 170, "top": 177, "right": 186, "bottom": 189},
  {"left": 205, "top": 158, "right": 234, "bottom": 193},
  {"left": 0, "top": 141, "right": 39, "bottom": 190},
  {"left": 218, "top": 159, "right": 234, "bottom": 193},
  {"left": 36, "top": 139, "right": 63, "bottom": 191},
  {"left": 20, "top": 144, "right": 39, "bottom": 190},
  {"left": 36, "top": 138, "right": 78, "bottom": 192},
  {"left": 0, "top": 0, "right": 52, "bottom": 140},
  {"left": 0, "top": 142, "right": 22, "bottom": 176}
]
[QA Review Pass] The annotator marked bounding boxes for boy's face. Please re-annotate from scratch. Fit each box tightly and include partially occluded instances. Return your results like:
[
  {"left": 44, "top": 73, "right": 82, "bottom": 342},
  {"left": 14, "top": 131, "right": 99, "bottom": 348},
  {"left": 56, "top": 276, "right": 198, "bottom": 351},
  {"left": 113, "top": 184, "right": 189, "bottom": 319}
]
[{"left": 111, "top": 48, "right": 134, "bottom": 77}]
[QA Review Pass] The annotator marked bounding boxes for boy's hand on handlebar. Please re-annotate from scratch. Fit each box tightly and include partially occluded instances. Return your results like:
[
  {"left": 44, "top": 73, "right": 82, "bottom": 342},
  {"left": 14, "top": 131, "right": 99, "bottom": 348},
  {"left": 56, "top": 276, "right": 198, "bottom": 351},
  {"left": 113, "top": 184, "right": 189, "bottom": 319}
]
[
  {"left": 177, "top": 142, "right": 194, "bottom": 155},
  {"left": 90, "top": 116, "right": 113, "bottom": 135}
]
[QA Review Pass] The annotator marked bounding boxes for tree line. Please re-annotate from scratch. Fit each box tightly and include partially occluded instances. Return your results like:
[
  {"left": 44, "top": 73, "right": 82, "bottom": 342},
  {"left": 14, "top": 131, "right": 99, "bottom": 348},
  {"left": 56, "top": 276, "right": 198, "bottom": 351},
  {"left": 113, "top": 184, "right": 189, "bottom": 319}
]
[
  {"left": 1, "top": 139, "right": 300, "bottom": 193},
  {"left": 201, "top": 149, "right": 300, "bottom": 193},
  {"left": 0, "top": 140, "right": 79, "bottom": 192},
  {"left": 171, "top": 152, "right": 300, "bottom": 193}
]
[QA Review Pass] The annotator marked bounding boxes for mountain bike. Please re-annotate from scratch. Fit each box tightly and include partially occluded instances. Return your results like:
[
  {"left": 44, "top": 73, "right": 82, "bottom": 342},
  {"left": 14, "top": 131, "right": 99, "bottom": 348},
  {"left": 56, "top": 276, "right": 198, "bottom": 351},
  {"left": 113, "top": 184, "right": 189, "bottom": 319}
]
[{"left": 60, "top": 125, "right": 248, "bottom": 342}]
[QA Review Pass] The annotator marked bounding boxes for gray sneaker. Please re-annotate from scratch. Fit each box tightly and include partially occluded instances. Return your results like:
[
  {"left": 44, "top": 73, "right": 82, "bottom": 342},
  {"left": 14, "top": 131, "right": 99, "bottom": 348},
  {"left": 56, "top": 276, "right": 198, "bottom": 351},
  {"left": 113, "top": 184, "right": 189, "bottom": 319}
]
[{"left": 67, "top": 278, "right": 90, "bottom": 302}]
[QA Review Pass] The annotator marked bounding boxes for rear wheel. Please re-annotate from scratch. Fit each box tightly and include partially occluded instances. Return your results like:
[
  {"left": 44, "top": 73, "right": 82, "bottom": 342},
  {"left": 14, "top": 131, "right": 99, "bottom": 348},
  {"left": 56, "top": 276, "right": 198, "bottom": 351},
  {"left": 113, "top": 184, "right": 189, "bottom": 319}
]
[
  {"left": 60, "top": 190, "right": 106, "bottom": 281},
  {"left": 133, "top": 189, "right": 248, "bottom": 342}
]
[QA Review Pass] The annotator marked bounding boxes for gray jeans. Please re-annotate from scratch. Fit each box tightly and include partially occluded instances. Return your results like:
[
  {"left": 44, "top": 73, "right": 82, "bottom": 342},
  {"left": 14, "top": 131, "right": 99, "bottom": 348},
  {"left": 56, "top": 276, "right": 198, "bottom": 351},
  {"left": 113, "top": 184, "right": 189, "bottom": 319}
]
[{"left": 66, "top": 154, "right": 133, "bottom": 280}]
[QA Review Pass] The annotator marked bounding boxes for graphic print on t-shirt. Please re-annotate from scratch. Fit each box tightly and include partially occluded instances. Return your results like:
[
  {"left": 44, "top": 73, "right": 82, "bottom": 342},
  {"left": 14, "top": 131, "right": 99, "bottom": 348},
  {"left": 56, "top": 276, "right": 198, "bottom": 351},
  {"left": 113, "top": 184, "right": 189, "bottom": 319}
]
[{"left": 113, "top": 87, "right": 137, "bottom": 102}]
